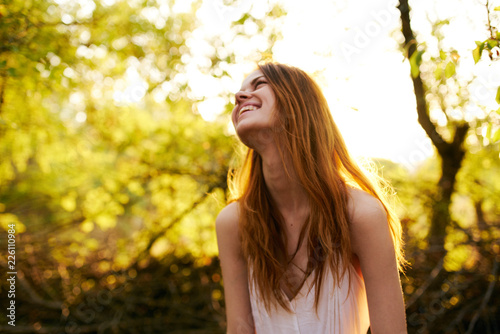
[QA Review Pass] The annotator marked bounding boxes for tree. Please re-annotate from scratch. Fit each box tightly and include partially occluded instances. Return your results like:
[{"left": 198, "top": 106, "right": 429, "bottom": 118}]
[
  {"left": 0, "top": 0, "right": 284, "bottom": 331},
  {"left": 397, "top": 0, "right": 500, "bottom": 259},
  {"left": 395, "top": 1, "right": 500, "bottom": 331}
]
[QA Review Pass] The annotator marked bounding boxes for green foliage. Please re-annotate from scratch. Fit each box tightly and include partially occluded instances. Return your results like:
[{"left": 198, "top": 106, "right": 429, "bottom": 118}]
[
  {"left": 0, "top": 0, "right": 498, "bottom": 332},
  {"left": 473, "top": 44, "right": 482, "bottom": 64},
  {"left": 397, "top": 2, "right": 500, "bottom": 328},
  {"left": 378, "top": 144, "right": 499, "bottom": 333},
  {"left": 0, "top": 0, "right": 283, "bottom": 331},
  {"left": 473, "top": 38, "right": 500, "bottom": 63},
  {"left": 409, "top": 49, "right": 424, "bottom": 78},
  {"left": 444, "top": 61, "right": 455, "bottom": 78}
]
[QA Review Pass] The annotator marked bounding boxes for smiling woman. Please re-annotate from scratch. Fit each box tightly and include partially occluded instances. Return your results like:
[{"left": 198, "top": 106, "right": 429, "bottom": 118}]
[
  {"left": 230, "top": 70, "right": 277, "bottom": 150},
  {"left": 216, "top": 62, "right": 408, "bottom": 334}
]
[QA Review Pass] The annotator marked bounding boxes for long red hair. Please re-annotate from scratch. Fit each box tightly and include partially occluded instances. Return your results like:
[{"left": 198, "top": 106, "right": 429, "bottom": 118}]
[{"left": 228, "top": 62, "right": 405, "bottom": 313}]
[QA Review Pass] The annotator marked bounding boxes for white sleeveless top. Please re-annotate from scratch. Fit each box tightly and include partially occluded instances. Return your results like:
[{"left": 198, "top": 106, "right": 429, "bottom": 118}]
[{"left": 249, "top": 264, "right": 370, "bottom": 333}]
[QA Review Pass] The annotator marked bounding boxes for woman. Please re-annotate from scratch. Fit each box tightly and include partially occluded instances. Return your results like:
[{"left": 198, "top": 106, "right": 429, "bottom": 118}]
[{"left": 216, "top": 63, "right": 407, "bottom": 334}]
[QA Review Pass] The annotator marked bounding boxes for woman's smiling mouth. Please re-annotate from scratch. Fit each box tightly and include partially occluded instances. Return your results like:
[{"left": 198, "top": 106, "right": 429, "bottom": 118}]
[{"left": 239, "top": 104, "right": 261, "bottom": 116}]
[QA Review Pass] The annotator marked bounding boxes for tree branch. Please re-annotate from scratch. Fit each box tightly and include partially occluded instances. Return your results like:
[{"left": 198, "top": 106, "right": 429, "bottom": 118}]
[
  {"left": 465, "top": 259, "right": 498, "bottom": 334},
  {"left": 485, "top": 0, "right": 496, "bottom": 40},
  {"left": 133, "top": 181, "right": 224, "bottom": 265},
  {"left": 0, "top": 73, "right": 5, "bottom": 116},
  {"left": 405, "top": 256, "right": 444, "bottom": 309},
  {"left": 445, "top": 296, "right": 482, "bottom": 332},
  {"left": 0, "top": 265, "right": 63, "bottom": 309},
  {"left": 452, "top": 123, "right": 469, "bottom": 151},
  {"left": 398, "top": 0, "right": 448, "bottom": 154}
]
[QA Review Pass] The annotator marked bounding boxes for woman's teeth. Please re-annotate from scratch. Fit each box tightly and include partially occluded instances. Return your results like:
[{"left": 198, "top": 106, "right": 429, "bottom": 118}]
[{"left": 240, "top": 105, "right": 259, "bottom": 115}]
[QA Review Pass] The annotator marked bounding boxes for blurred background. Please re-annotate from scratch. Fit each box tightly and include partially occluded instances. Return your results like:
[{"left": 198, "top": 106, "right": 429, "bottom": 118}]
[{"left": 0, "top": 0, "right": 498, "bottom": 333}]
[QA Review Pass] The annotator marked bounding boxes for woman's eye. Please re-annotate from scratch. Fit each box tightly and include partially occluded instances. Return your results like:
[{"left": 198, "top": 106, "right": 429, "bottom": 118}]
[{"left": 255, "top": 81, "right": 266, "bottom": 88}]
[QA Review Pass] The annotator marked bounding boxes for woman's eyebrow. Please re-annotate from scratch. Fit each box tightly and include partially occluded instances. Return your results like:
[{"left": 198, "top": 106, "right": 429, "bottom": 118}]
[
  {"left": 238, "top": 75, "right": 266, "bottom": 91},
  {"left": 250, "top": 75, "right": 265, "bottom": 86}
]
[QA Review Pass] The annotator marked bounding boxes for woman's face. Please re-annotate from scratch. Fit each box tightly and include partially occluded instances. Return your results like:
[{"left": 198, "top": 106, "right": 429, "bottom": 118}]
[{"left": 231, "top": 70, "right": 277, "bottom": 149}]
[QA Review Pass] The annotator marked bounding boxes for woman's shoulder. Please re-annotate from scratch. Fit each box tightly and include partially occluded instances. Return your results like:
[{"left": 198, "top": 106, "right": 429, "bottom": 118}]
[
  {"left": 346, "top": 187, "right": 391, "bottom": 256},
  {"left": 346, "top": 187, "right": 387, "bottom": 227},
  {"left": 215, "top": 201, "right": 244, "bottom": 260},
  {"left": 215, "top": 201, "right": 240, "bottom": 236}
]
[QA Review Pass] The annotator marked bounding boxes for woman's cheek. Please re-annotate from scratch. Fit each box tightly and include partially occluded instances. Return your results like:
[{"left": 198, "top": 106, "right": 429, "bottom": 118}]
[{"left": 231, "top": 108, "right": 238, "bottom": 126}]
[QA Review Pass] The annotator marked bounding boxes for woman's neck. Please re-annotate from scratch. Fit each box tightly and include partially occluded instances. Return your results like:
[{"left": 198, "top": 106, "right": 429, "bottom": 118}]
[{"left": 259, "top": 145, "right": 310, "bottom": 218}]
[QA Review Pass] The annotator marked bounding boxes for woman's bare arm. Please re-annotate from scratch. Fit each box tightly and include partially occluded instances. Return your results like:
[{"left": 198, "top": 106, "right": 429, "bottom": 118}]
[
  {"left": 215, "top": 202, "right": 255, "bottom": 334},
  {"left": 349, "top": 189, "right": 407, "bottom": 334}
]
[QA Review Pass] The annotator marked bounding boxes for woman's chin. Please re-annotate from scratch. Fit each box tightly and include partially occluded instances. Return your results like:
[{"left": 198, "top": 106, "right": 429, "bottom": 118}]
[{"left": 236, "top": 127, "right": 276, "bottom": 150}]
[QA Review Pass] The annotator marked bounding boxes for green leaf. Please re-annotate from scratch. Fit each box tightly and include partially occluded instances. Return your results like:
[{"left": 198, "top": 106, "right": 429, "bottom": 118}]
[
  {"left": 494, "top": 6, "right": 500, "bottom": 11},
  {"left": 234, "top": 13, "right": 251, "bottom": 25},
  {"left": 0, "top": 61, "right": 6, "bottom": 69},
  {"left": 486, "top": 123, "right": 492, "bottom": 139},
  {"left": 444, "top": 61, "right": 455, "bottom": 78},
  {"left": 439, "top": 50, "right": 446, "bottom": 60},
  {"left": 473, "top": 41, "right": 486, "bottom": 64},
  {"left": 434, "top": 63, "right": 443, "bottom": 80},
  {"left": 7, "top": 68, "right": 16, "bottom": 76},
  {"left": 479, "top": 42, "right": 485, "bottom": 54},
  {"left": 473, "top": 46, "right": 481, "bottom": 64},
  {"left": 409, "top": 50, "right": 424, "bottom": 78},
  {"left": 496, "top": 87, "right": 500, "bottom": 104},
  {"left": 496, "top": 107, "right": 500, "bottom": 115},
  {"left": 492, "top": 128, "right": 500, "bottom": 143},
  {"left": 487, "top": 39, "right": 498, "bottom": 49}
]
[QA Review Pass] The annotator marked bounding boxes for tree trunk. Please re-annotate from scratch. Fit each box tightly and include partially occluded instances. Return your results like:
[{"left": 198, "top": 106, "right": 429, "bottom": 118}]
[{"left": 397, "top": 0, "right": 469, "bottom": 259}]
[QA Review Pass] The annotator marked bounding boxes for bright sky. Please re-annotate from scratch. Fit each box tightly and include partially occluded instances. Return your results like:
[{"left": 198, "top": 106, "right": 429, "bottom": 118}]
[
  {"left": 184, "top": 0, "right": 499, "bottom": 168},
  {"left": 273, "top": 0, "right": 426, "bottom": 166}
]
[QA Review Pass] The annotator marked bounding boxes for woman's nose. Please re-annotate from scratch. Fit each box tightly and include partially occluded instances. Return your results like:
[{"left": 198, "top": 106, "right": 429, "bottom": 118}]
[{"left": 235, "top": 90, "right": 251, "bottom": 103}]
